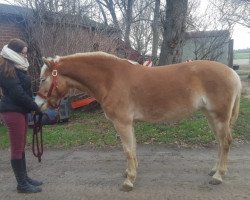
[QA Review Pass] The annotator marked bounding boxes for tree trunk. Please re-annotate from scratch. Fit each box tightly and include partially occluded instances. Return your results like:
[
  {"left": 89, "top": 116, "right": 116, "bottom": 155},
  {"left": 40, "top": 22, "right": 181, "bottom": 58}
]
[
  {"left": 97, "top": 1, "right": 108, "bottom": 25},
  {"left": 97, "top": 0, "right": 122, "bottom": 38},
  {"left": 108, "top": 0, "right": 121, "bottom": 32},
  {"left": 151, "top": 0, "right": 160, "bottom": 60},
  {"left": 124, "top": 0, "right": 134, "bottom": 47},
  {"left": 159, "top": 0, "right": 188, "bottom": 65}
]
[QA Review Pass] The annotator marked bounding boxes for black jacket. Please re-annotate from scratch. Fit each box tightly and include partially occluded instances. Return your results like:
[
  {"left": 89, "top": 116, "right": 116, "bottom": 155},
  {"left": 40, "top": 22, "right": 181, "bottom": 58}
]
[{"left": 0, "top": 68, "right": 39, "bottom": 113}]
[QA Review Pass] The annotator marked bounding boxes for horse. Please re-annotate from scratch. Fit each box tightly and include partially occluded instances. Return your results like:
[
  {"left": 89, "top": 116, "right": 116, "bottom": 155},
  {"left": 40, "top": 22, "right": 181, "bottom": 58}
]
[{"left": 35, "top": 52, "right": 242, "bottom": 191}]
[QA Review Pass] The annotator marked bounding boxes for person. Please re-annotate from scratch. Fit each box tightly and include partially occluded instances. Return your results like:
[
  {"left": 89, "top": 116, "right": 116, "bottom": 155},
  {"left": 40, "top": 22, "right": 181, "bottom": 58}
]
[{"left": 0, "top": 38, "right": 42, "bottom": 193}]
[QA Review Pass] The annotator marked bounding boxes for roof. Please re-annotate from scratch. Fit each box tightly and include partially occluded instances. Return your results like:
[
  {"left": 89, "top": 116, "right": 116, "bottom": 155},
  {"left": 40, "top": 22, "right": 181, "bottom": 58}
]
[
  {"left": 0, "top": 3, "right": 28, "bottom": 16},
  {"left": 0, "top": 3, "right": 118, "bottom": 33},
  {"left": 185, "top": 30, "right": 230, "bottom": 39}
]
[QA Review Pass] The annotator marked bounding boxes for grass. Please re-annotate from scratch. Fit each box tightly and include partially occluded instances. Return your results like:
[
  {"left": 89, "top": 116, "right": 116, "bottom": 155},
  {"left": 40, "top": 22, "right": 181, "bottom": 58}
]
[
  {"left": 234, "top": 97, "right": 250, "bottom": 140},
  {"left": 0, "top": 97, "right": 250, "bottom": 149},
  {"left": 237, "top": 71, "right": 250, "bottom": 76},
  {"left": 234, "top": 53, "right": 250, "bottom": 60}
]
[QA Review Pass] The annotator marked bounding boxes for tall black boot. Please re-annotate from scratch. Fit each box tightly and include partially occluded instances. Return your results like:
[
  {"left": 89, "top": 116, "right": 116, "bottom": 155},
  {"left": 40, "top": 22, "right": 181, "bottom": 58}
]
[
  {"left": 11, "top": 159, "right": 42, "bottom": 193},
  {"left": 22, "top": 152, "right": 43, "bottom": 186}
]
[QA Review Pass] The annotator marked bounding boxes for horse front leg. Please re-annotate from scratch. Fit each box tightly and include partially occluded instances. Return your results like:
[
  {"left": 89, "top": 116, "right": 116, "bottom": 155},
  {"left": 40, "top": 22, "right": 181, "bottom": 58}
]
[
  {"left": 123, "top": 128, "right": 138, "bottom": 178},
  {"left": 113, "top": 121, "right": 137, "bottom": 191}
]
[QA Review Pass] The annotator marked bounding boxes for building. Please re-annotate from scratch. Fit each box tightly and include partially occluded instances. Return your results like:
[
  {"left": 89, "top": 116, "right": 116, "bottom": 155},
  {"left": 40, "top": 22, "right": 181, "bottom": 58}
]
[
  {"left": 0, "top": 4, "right": 27, "bottom": 48},
  {"left": 0, "top": 3, "right": 142, "bottom": 92},
  {"left": 182, "top": 30, "right": 233, "bottom": 67}
]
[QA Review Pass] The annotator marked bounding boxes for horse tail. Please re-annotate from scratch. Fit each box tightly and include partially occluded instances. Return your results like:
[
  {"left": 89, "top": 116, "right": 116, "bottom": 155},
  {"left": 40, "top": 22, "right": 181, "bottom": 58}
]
[{"left": 230, "top": 80, "right": 241, "bottom": 128}]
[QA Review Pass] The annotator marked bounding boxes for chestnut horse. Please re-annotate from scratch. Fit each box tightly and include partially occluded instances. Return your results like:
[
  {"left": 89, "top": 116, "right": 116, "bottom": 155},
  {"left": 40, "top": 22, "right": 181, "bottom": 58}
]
[{"left": 35, "top": 52, "right": 241, "bottom": 191}]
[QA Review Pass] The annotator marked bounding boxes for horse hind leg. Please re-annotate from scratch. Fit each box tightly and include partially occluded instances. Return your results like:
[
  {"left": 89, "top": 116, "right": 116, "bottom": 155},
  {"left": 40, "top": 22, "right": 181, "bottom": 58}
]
[
  {"left": 113, "top": 121, "right": 137, "bottom": 191},
  {"left": 204, "top": 112, "right": 220, "bottom": 177},
  {"left": 211, "top": 122, "right": 232, "bottom": 185},
  {"left": 205, "top": 112, "right": 232, "bottom": 185},
  {"left": 206, "top": 92, "right": 240, "bottom": 184}
]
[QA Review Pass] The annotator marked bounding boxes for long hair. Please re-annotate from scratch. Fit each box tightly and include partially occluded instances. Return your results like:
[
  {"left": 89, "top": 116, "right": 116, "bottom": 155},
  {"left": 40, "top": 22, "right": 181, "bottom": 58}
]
[{"left": 0, "top": 38, "right": 28, "bottom": 78}]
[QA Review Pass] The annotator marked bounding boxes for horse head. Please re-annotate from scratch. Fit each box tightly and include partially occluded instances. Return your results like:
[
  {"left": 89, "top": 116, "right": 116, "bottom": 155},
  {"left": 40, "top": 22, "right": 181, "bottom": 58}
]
[{"left": 35, "top": 56, "right": 68, "bottom": 111}]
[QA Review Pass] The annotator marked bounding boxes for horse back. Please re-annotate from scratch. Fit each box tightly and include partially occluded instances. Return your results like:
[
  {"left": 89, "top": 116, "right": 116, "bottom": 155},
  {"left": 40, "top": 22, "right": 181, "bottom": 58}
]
[{"left": 108, "top": 60, "right": 241, "bottom": 122}]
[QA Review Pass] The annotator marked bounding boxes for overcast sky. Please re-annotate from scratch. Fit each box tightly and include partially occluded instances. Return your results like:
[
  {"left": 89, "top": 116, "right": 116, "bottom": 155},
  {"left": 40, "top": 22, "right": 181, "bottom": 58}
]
[
  {"left": 0, "top": 0, "right": 249, "bottom": 50},
  {"left": 232, "top": 24, "right": 250, "bottom": 50}
]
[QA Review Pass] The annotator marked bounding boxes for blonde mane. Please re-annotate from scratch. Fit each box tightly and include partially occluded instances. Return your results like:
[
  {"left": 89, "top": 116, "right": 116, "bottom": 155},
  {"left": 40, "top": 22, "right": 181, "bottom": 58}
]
[{"left": 64, "top": 51, "right": 118, "bottom": 61}]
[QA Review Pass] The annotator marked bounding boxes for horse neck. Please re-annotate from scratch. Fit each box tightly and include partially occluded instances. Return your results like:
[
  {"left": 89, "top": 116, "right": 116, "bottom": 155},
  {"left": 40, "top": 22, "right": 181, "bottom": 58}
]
[{"left": 59, "top": 57, "right": 115, "bottom": 101}]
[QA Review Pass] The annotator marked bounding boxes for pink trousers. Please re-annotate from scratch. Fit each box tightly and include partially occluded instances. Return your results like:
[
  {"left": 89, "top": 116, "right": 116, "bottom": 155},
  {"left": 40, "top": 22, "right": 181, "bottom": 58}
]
[{"left": 1, "top": 112, "right": 28, "bottom": 159}]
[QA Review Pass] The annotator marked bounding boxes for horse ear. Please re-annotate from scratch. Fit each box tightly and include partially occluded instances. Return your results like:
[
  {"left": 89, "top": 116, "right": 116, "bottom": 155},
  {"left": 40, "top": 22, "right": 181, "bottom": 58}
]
[{"left": 42, "top": 57, "right": 52, "bottom": 68}]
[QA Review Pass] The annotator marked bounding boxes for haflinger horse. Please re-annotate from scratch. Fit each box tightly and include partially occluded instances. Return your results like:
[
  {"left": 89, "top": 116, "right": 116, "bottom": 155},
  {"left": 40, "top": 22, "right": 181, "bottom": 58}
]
[{"left": 35, "top": 52, "right": 241, "bottom": 191}]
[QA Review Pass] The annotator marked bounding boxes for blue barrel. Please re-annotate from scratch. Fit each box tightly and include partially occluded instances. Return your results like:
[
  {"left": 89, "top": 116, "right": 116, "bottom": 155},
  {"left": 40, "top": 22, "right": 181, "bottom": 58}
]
[
  {"left": 28, "top": 97, "right": 69, "bottom": 126},
  {"left": 58, "top": 97, "right": 70, "bottom": 122}
]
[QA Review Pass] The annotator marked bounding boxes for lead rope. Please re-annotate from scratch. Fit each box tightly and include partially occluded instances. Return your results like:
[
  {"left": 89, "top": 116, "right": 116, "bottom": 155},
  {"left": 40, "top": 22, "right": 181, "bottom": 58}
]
[{"left": 32, "top": 113, "right": 44, "bottom": 162}]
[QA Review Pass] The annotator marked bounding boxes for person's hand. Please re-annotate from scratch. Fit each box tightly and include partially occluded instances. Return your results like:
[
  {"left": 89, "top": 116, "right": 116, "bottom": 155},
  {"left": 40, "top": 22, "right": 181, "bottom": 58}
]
[
  {"left": 33, "top": 103, "right": 43, "bottom": 116},
  {"left": 33, "top": 107, "right": 43, "bottom": 116},
  {"left": 32, "top": 109, "right": 43, "bottom": 124}
]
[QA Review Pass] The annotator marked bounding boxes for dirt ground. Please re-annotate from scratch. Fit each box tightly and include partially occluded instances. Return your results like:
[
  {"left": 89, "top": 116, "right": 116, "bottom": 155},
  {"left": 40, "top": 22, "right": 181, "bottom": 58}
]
[
  {"left": 0, "top": 143, "right": 250, "bottom": 200},
  {"left": 1, "top": 65, "right": 250, "bottom": 200}
]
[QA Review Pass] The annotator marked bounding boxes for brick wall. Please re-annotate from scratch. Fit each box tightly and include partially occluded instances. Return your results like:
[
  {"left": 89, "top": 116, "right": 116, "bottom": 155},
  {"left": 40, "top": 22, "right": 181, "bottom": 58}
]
[
  {"left": 0, "top": 14, "right": 142, "bottom": 94},
  {"left": 0, "top": 17, "right": 26, "bottom": 49}
]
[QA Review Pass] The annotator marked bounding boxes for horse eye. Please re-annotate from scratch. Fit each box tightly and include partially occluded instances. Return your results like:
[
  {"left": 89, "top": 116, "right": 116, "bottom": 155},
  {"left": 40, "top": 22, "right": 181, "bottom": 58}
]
[{"left": 40, "top": 78, "right": 45, "bottom": 83}]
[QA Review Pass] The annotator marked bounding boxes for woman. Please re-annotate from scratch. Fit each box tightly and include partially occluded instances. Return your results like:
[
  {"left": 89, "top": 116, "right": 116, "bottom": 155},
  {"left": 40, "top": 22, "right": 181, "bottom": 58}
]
[{"left": 0, "top": 38, "right": 42, "bottom": 193}]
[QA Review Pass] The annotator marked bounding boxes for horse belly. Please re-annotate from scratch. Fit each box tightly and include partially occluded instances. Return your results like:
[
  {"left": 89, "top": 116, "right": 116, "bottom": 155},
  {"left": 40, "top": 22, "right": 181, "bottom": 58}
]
[
  {"left": 132, "top": 85, "right": 205, "bottom": 123},
  {"left": 133, "top": 103, "right": 198, "bottom": 123}
]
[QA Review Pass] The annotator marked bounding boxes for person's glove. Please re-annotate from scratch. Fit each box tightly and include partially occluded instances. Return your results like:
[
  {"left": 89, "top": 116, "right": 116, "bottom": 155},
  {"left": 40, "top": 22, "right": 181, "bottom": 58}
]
[
  {"left": 33, "top": 102, "right": 43, "bottom": 115},
  {"left": 33, "top": 105, "right": 43, "bottom": 117}
]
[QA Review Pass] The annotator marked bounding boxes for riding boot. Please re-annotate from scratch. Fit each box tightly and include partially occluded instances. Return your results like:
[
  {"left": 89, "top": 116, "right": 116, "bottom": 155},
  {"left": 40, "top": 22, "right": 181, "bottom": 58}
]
[
  {"left": 11, "top": 159, "right": 42, "bottom": 193},
  {"left": 22, "top": 152, "right": 43, "bottom": 186}
]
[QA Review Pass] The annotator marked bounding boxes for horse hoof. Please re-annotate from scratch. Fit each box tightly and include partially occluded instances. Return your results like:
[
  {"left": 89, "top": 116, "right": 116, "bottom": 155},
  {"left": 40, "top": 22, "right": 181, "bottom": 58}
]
[
  {"left": 209, "top": 178, "right": 222, "bottom": 185},
  {"left": 121, "top": 180, "right": 133, "bottom": 192},
  {"left": 208, "top": 170, "right": 216, "bottom": 176}
]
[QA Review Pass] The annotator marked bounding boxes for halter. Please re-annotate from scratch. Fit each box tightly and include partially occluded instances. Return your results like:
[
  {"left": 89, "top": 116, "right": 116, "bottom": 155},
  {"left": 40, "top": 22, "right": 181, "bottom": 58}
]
[{"left": 37, "top": 61, "right": 63, "bottom": 109}]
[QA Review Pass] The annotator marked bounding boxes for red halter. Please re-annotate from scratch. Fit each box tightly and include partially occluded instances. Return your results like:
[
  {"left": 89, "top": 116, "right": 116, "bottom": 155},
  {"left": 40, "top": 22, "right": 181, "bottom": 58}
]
[{"left": 37, "top": 61, "right": 63, "bottom": 108}]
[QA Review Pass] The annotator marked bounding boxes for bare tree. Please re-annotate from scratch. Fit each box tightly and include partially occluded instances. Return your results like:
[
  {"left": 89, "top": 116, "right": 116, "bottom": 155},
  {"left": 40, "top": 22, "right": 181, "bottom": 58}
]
[
  {"left": 119, "top": 0, "right": 134, "bottom": 46},
  {"left": 129, "top": 0, "right": 154, "bottom": 57},
  {"left": 96, "top": 0, "right": 121, "bottom": 32},
  {"left": 97, "top": 0, "right": 135, "bottom": 47},
  {"left": 151, "top": 0, "right": 160, "bottom": 60},
  {"left": 210, "top": 0, "right": 250, "bottom": 28},
  {"left": 97, "top": 0, "right": 157, "bottom": 49},
  {"left": 6, "top": 0, "right": 120, "bottom": 91},
  {"left": 159, "top": 0, "right": 188, "bottom": 65}
]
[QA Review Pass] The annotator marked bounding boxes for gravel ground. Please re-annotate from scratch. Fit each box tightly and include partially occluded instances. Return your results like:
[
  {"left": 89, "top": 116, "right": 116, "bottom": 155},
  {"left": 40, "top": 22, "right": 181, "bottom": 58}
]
[{"left": 0, "top": 143, "right": 250, "bottom": 200}]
